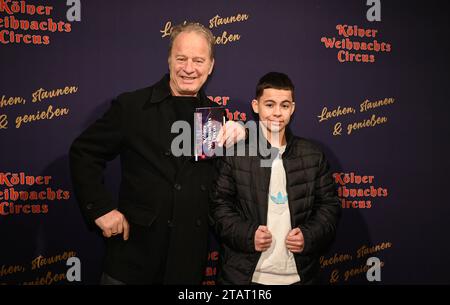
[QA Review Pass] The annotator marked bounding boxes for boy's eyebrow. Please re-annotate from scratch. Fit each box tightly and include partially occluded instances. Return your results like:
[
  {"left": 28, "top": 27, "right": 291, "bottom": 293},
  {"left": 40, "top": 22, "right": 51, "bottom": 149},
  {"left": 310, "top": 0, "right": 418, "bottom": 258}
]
[{"left": 262, "top": 99, "right": 293, "bottom": 103}]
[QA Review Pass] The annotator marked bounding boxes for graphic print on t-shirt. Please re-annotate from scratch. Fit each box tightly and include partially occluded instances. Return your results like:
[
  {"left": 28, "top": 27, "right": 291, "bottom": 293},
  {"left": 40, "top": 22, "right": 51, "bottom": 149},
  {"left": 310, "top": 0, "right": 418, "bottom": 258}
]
[{"left": 270, "top": 192, "right": 288, "bottom": 205}]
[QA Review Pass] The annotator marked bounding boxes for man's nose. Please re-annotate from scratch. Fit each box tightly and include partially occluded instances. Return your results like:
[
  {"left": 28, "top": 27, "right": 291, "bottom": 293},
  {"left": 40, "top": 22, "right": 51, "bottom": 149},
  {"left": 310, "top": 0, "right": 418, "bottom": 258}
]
[{"left": 183, "top": 59, "right": 194, "bottom": 73}]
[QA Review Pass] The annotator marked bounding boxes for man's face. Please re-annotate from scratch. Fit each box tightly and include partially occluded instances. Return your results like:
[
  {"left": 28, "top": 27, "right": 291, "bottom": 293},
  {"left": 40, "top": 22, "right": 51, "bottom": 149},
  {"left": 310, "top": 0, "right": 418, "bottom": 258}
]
[
  {"left": 168, "top": 31, "right": 214, "bottom": 97},
  {"left": 252, "top": 88, "right": 295, "bottom": 134}
]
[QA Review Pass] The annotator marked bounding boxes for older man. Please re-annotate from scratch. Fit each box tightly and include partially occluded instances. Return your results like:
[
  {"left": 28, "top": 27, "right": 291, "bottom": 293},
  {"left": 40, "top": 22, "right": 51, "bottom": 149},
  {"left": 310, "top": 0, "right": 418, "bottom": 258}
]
[{"left": 69, "top": 22, "right": 245, "bottom": 284}]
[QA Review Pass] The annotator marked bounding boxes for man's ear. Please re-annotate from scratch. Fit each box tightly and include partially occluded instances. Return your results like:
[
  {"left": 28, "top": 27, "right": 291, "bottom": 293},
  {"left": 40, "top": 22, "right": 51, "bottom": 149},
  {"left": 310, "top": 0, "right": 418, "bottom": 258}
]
[
  {"left": 291, "top": 102, "right": 296, "bottom": 115},
  {"left": 251, "top": 99, "right": 259, "bottom": 113},
  {"left": 208, "top": 59, "right": 215, "bottom": 75}
]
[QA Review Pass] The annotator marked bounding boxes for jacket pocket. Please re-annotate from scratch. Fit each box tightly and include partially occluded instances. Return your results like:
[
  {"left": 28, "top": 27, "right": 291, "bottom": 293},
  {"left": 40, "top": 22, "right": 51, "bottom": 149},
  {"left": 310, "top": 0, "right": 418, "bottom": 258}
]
[{"left": 119, "top": 202, "right": 157, "bottom": 227}]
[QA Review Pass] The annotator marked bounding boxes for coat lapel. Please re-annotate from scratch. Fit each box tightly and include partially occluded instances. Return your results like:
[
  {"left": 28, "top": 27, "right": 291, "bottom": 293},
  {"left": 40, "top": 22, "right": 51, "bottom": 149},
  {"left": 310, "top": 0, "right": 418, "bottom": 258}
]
[{"left": 251, "top": 156, "right": 272, "bottom": 224}]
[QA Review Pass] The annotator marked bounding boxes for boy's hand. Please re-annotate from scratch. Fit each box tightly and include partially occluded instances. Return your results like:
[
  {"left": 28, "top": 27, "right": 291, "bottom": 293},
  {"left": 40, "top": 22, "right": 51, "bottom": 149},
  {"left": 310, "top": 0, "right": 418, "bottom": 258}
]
[
  {"left": 255, "top": 225, "right": 272, "bottom": 252},
  {"left": 285, "top": 227, "right": 304, "bottom": 253}
]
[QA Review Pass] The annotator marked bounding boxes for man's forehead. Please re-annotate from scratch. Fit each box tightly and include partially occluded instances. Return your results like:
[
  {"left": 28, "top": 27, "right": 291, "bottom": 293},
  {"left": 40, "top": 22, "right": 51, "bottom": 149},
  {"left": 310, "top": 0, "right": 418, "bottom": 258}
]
[
  {"left": 171, "top": 32, "right": 211, "bottom": 56},
  {"left": 173, "top": 32, "right": 208, "bottom": 46}
]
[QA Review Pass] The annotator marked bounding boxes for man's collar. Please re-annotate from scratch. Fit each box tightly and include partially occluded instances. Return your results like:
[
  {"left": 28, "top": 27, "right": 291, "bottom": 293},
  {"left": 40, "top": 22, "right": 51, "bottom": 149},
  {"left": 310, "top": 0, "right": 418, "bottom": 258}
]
[
  {"left": 144, "top": 74, "right": 208, "bottom": 109},
  {"left": 148, "top": 74, "right": 171, "bottom": 104}
]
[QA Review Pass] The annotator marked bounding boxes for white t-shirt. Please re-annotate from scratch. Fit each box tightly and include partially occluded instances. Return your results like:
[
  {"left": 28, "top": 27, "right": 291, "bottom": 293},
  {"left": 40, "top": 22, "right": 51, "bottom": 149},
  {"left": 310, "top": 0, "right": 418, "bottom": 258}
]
[{"left": 252, "top": 145, "right": 301, "bottom": 285}]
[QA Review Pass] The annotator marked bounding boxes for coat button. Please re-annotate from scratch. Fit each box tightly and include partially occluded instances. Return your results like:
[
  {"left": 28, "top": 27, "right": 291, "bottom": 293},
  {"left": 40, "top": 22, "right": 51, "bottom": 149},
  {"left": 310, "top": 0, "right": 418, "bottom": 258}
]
[
  {"left": 196, "top": 219, "right": 202, "bottom": 227},
  {"left": 164, "top": 150, "right": 171, "bottom": 156},
  {"left": 174, "top": 183, "right": 181, "bottom": 191},
  {"left": 167, "top": 220, "right": 175, "bottom": 228},
  {"left": 86, "top": 203, "right": 93, "bottom": 210},
  {"left": 200, "top": 184, "right": 207, "bottom": 191}
]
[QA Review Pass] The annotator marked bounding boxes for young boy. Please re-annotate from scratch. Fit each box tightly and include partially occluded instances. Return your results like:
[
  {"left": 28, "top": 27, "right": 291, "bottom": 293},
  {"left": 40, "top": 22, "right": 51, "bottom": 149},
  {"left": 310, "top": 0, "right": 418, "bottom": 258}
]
[{"left": 210, "top": 72, "right": 341, "bottom": 285}]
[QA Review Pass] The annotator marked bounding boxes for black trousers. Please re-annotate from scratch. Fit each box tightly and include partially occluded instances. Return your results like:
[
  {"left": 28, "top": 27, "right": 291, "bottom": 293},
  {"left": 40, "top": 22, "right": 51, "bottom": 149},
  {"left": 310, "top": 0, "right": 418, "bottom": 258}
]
[{"left": 100, "top": 273, "right": 126, "bottom": 285}]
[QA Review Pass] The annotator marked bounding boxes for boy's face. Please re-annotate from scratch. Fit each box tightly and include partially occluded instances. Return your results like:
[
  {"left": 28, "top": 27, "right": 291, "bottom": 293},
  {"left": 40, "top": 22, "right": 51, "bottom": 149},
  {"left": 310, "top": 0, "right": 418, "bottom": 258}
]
[{"left": 252, "top": 88, "right": 295, "bottom": 134}]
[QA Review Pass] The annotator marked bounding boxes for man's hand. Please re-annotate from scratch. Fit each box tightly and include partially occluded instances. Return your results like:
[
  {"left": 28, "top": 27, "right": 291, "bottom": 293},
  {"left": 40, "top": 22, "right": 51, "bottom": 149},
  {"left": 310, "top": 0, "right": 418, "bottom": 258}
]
[
  {"left": 285, "top": 227, "right": 304, "bottom": 253},
  {"left": 254, "top": 225, "right": 272, "bottom": 252},
  {"left": 217, "top": 121, "right": 246, "bottom": 148},
  {"left": 95, "top": 209, "right": 130, "bottom": 241}
]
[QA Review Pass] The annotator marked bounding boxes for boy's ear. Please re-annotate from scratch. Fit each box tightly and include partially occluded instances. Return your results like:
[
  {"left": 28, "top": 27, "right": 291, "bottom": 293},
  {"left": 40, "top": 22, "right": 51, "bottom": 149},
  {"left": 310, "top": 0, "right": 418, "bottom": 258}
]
[
  {"left": 251, "top": 99, "right": 259, "bottom": 114},
  {"left": 291, "top": 102, "right": 296, "bottom": 115}
]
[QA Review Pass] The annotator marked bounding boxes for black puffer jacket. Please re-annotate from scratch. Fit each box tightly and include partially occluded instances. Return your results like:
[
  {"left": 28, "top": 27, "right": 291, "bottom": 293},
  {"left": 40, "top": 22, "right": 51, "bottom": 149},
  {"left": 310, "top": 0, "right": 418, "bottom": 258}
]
[{"left": 210, "top": 131, "right": 341, "bottom": 285}]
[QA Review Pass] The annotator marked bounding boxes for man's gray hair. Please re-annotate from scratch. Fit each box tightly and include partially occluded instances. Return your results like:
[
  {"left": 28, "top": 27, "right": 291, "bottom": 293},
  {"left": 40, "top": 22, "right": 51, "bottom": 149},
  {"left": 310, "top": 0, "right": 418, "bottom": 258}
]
[{"left": 169, "top": 22, "right": 215, "bottom": 60}]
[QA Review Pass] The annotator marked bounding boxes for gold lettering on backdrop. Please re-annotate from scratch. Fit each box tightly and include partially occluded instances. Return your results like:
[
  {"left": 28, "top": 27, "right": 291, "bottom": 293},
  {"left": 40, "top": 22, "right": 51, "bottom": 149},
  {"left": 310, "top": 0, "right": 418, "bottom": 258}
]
[
  {"left": 0, "top": 95, "right": 26, "bottom": 109},
  {"left": 0, "top": 250, "right": 77, "bottom": 285},
  {"left": 160, "top": 20, "right": 175, "bottom": 38},
  {"left": 318, "top": 106, "right": 356, "bottom": 122},
  {"left": 214, "top": 31, "right": 240, "bottom": 45},
  {"left": 22, "top": 271, "right": 66, "bottom": 285},
  {"left": 360, "top": 98, "right": 395, "bottom": 112},
  {"left": 333, "top": 122, "right": 342, "bottom": 136},
  {"left": 330, "top": 269, "right": 339, "bottom": 283},
  {"left": 319, "top": 241, "right": 392, "bottom": 284},
  {"left": 346, "top": 114, "right": 387, "bottom": 135},
  {"left": 320, "top": 253, "right": 353, "bottom": 268},
  {"left": 0, "top": 114, "right": 8, "bottom": 129},
  {"left": 317, "top": 97, "right": 395, "bottom": 136},
  {"left": 357, "top": 242, "right": 392, "bottom": 258},
  {"left": 209, "top": 13, "right": 249, "bottom": 28},
  {"left": 344, "top": 261, "right": 385, "bottom": 282},
  {"left": 0, "top": 85, "right": 78, "bottom": 131},
  {"left": 32, "top": 86, "right": 78, "bottom": 103},
  {"left": 22, "top": 271, "right": 67, "bottom": 285},
  {"left": 31, "top": 251, "right": 77, "bottom": 270},
  {"left": 160, "top": 13, "right": 250, "bottom": 45},
  {"left": 0, "top": 264, "right": 25, "bottom": 277},
  {"left": 15, "top": 105, "right": 69, "bottom": 128}
]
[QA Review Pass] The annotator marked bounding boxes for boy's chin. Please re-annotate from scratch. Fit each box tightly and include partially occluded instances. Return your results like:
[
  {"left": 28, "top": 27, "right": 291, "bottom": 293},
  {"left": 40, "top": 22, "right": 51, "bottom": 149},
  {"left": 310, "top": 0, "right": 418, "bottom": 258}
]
[{"left": 268, "top": 125, "right": 284, "bottom": 133}]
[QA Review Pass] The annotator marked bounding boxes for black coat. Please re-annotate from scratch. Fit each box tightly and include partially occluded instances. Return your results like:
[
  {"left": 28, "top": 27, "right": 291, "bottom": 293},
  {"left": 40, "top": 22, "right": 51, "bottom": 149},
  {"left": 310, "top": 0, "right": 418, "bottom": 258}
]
[
  {"left": 69, "top": 75, "right": 217, "bottom": 284},
  {"left": 210, "top": 130, "right": 341, "bottom": 284}
]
